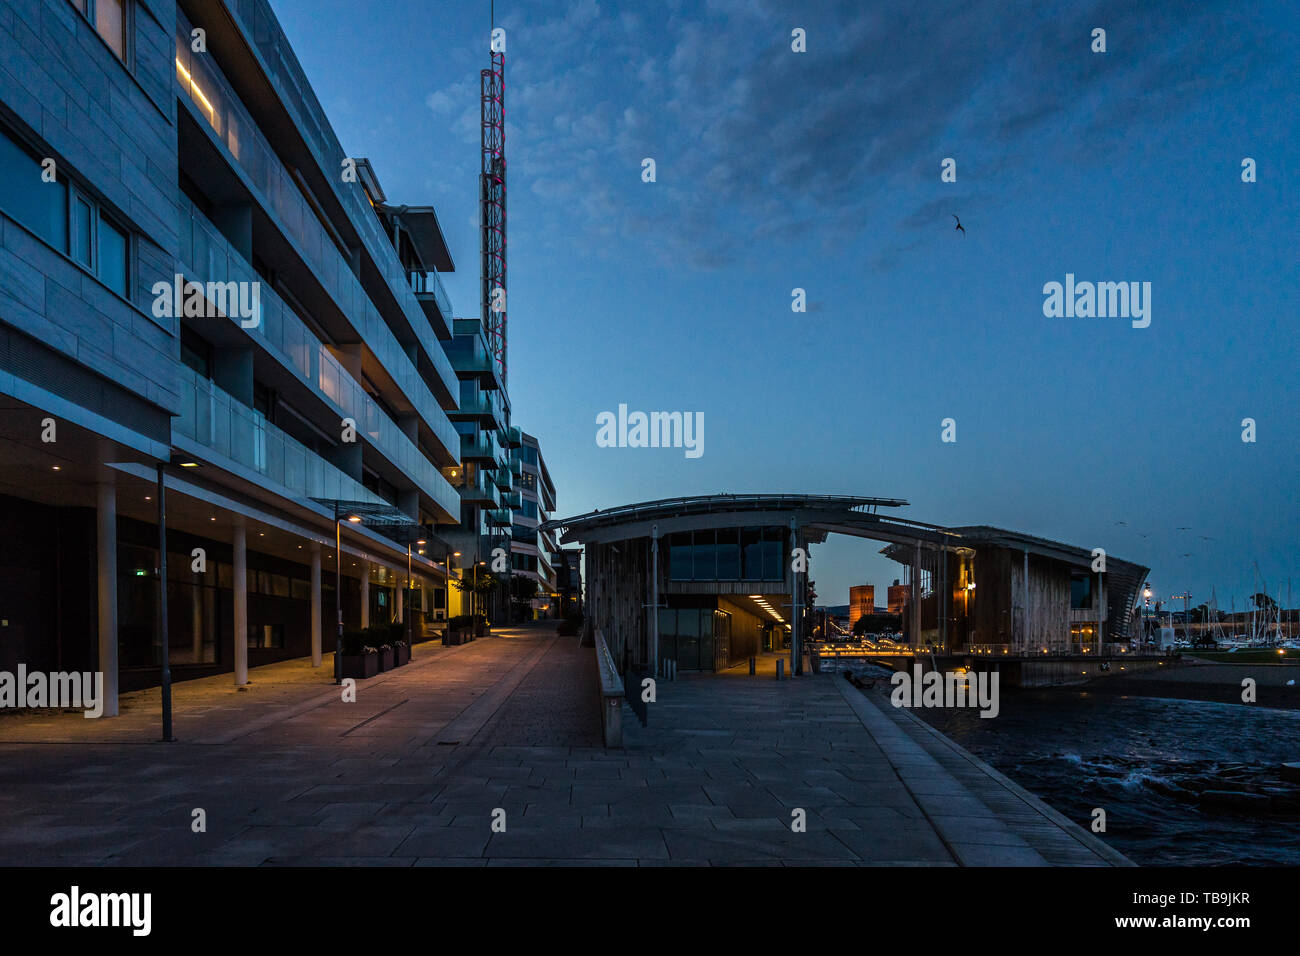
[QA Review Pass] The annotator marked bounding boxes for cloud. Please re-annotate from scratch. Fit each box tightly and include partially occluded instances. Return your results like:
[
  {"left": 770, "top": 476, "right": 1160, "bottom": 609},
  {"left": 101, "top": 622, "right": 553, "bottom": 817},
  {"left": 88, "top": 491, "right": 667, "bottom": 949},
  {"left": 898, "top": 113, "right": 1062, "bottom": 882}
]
[{"left": 486, "top": 0, "right": 1284, "bottom": 270}]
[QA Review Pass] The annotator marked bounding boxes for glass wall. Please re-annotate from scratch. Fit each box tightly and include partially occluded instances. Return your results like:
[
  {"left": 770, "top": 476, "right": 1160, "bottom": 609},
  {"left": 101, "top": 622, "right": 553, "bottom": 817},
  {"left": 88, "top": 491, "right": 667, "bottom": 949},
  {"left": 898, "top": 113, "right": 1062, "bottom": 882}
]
[{"left": 668, "top": 527, "right": 786, "bottom": 582}]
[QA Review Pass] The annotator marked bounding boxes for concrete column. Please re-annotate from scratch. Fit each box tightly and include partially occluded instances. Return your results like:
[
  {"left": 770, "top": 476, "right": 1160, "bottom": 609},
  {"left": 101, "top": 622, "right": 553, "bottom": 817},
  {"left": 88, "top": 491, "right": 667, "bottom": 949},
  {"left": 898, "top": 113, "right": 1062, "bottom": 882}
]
[
  {"left": 233, "top": 522, "right": 248, "bottom": 685},
  {"left": 310, "top": 541, "right": 322, "bottom": 667},
  {"left": 96, "top": 483, "right": 119, "bottom": 717},
  {"left": 190, "top": 574, "right": 204, "bottom": 662},
  {"left": 360, "top": 561, "right": 370, "bottom": 629},
  {"left": 395, "top": 577, "right": 404, "bottom": 624}
]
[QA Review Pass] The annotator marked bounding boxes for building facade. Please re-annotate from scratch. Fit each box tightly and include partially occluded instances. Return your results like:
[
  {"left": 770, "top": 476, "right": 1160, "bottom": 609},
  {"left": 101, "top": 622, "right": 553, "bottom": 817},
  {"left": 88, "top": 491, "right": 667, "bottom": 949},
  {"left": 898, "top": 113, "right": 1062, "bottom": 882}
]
[
  {"left": 0, "top": 0, "right": 508, "bottom": 712},
  {"left": 508, "top": 430, "right": 557, "bottom": 619}
]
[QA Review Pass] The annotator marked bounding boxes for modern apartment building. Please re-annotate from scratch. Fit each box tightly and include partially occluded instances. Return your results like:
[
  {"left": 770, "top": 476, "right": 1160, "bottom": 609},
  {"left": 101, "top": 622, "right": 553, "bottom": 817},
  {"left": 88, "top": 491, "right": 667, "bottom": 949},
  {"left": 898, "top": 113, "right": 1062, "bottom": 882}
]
[
  {"left": 0, "top": 0, "right": 489, "bottom": 713},
  {"left": 509, "top": 430, "right": 556, "bottom": 619}
]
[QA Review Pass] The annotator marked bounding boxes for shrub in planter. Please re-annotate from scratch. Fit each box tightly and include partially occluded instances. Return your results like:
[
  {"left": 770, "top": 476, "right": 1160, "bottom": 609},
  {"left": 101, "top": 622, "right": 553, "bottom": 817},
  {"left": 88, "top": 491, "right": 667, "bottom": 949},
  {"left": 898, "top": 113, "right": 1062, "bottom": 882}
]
[
  {"left": 376, "top": 644, "right": 394, "bottom": 672},
  {"left": 446, "top": 615, "right": 473, "bottom": 646},
  {"left": 339, "top": 630, "right": 379, "bottom": 679},
  {"left": 391, "top": 640, "right": 410, "bottom": 666}
]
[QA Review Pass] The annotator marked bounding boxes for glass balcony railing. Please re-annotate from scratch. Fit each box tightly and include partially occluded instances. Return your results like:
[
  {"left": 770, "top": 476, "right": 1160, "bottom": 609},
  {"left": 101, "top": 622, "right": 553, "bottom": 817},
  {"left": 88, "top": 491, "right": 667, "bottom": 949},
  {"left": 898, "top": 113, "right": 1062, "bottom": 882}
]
[
  {"left": 491, "top": 467, "right": 513, "bottom": 491},
  {"left": 487, "top": 508, "right": 512, "bottom": 527},
  {"left": 500, "top": 491, "right": 522, "bottom": 509},
  {"left": 174, "top": 365, "right": 385, "bottom": 507},
  {"left": 409, "top": 270, "right": 452, "bottom": 324},
  {"left": 174, "top": 14, "right": 458, "bottom": 405},
  {"left": 222, "top": 0, "right": 455, "bottom": 353},
  {"left": 459, "top": 434, "right": 494, "bottom": 460},
  {"left": 455, "top": 470, "right": 499, "bottom": 505},
  {"left": 445, "top": 335, "right": 491, "bottom": 375},
  {"left": 178, "top": 199, "right": 460, "bottom": 522}
]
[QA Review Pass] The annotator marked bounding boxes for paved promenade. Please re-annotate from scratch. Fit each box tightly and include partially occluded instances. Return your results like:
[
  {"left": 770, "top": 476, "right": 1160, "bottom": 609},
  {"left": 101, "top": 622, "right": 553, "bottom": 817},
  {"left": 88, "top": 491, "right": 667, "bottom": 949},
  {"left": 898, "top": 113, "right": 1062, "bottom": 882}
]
[{"left": 0, "top": 626, "right": 1126, "bottom": 866}]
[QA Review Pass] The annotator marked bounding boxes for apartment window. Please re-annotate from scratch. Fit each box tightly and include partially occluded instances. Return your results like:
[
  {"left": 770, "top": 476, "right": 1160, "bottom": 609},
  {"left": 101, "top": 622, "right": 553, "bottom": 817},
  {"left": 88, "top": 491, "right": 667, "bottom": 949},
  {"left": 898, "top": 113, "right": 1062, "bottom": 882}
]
[
  {"left": 181, "top": 327, "right": 212, "bottom": 377},
  {"left": 0, "top": 129, "right": 67, "bottom": 249},
  {"left": 70, "top": 0, "right": 128, "bottom": 63},
  {"left": 0, "top": 126, "right": 132, "bottom": 297}
]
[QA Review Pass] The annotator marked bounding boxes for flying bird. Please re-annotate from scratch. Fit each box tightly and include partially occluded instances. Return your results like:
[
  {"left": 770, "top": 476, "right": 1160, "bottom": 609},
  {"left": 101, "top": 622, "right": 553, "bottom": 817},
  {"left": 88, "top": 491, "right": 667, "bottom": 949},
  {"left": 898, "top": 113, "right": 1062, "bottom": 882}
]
[
  {"left": 952, "top": 214, "right": 965, "bottom": 236},
  {"left": 1115, "top": 521, "right": 1128, "bottom": 527}
]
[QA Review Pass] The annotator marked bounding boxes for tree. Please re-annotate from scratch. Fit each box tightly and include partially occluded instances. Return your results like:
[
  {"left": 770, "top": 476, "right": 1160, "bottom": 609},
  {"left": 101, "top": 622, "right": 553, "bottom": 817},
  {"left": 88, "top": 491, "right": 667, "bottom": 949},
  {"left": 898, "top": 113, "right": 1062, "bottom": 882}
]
[
  {"left": 450, "top": 569, "right": 501, "bottom": 616},
  {"left": 1250, "top": 592, "right": 1278, "bottom": 612}
]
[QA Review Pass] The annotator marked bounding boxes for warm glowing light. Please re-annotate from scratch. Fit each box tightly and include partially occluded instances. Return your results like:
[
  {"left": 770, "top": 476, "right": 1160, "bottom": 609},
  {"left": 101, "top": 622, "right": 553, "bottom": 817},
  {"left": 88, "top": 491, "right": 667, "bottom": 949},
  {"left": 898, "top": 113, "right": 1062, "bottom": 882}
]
[
  {"left": 347, "top": 515, "right": 362, "bottom": 523},
  {"left": 175, "top": 59, "right": 216, "bottom": 121}
]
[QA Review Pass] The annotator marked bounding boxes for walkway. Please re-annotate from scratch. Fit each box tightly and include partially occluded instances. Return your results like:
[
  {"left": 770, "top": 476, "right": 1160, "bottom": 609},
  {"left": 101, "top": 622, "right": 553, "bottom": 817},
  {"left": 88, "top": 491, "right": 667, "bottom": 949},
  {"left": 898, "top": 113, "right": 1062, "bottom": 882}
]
[{"left": 0, "top": 627, "right": 1126, "bottom": 865}]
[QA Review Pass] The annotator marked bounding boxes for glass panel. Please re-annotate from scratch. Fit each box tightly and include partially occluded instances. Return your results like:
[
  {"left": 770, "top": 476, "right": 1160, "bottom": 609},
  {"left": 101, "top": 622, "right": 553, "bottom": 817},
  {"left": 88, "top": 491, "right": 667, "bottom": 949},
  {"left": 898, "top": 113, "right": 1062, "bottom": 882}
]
[
  {"left": 741, "top": 529, "right": 763, "bottom": 579},
  {"left": 0, "top": 129, "right": 68, "bottom": 249},
  {"left": 669, "top": 533, "right": 692, "bottom": 581},
  {"left": 716, "top": 529, "right": 739, "bottom": 580},
  {"left": 72, "top": 195, "right": 93, "bottom": 266},
  {"left": 97, "top": 216, "right": 127, "bottom": 295},
  {"left": 692, "top": 530, "right": 716, "bottom": 581},
  {"left": 95, "top": 0, "right": 126, "bottom": 61},
  {"left": 762, "top": 528, "right": 785, "bottom": 580},
  {"left": 676, "top": 609, "right": 700, "bottom": 670},
  {"left": 699, "top": 610, "right": 714, "bottom": 671}
]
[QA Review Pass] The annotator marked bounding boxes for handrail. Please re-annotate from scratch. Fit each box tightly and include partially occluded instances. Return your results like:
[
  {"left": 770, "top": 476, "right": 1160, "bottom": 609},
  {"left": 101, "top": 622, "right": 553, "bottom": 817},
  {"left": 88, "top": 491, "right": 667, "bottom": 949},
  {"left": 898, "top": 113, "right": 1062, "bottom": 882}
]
[{"left": 594, "top": 629, "right": 624, "bottom": 747}]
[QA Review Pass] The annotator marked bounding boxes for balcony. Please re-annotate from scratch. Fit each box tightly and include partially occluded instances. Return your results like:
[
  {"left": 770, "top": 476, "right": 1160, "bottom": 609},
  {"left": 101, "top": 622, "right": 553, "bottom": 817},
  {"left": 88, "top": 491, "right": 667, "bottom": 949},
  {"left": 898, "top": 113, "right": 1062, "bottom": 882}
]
[
  {"left": 409, "top": 270, "right": 452, "bottom": 339},
  {"left": 506, "top": 425, "right": 523, "bottom": 448},
  {"left": 174, "top": 366, "right": 386, "bottom": 508},
  {"left": 500, "top": 491, "right": 522, "bottom": 510},
  {"left": 457, "top": 471, "right": 499, "bottom": 506},
  {"left": 491, "top": 467, "right": 514, "bottom": 491},
  {"left": 450, "top": 391, "right": 503, "bottom": 427},
  {"left": 174, "top": 22, "right": 458, "bottom": 407},
  {"left": 177, "top": 200, "right": 460, "bottom": 522},
  {"left": 487, "top": 508, "right": 512, "bottom": 527},
  {"left": 459, "top": 433, "right": 495, "bottom": 462}
]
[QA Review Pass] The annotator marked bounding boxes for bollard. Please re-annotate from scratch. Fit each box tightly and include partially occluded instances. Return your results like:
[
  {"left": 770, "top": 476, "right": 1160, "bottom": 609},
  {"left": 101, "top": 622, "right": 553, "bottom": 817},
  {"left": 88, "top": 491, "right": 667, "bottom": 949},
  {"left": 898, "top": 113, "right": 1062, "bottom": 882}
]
[
  {"left": 749, "top": 657, "right": 756, "bottom": 676},
  {"left": 776, "top": 659, "right": 784, "bottom": 681}
]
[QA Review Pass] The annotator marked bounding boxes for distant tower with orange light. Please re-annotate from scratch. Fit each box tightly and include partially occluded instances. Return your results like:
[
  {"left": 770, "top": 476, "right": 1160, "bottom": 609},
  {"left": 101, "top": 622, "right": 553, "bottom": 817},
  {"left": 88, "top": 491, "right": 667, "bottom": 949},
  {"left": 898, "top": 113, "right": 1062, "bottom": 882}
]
[
  {"left": 849, "top": 585, "right": 875, "bottom": 629},
  {"left": 887, "top": 579, "right": 909, "bottom": 616}
]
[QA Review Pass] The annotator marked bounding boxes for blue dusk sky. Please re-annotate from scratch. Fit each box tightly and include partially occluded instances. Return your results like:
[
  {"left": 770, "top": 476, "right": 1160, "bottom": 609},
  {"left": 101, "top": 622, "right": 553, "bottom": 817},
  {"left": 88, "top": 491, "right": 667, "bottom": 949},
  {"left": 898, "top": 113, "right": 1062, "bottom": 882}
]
[{"left": 272, "top": 0, "right": 1299, "bottom": 613}]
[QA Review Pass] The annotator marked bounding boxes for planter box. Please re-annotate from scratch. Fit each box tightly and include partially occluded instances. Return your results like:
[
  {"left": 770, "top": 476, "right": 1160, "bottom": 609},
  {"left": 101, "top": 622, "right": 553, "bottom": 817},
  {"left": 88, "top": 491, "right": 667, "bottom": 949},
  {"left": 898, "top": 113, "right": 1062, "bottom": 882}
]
[
  {"left": 393, "top": 644, "right": 411, "bottom": 666},
  {"left": 475, "top": 623, "right": 489, "bottom": 638},
  {"left": 339, "top": 653, "right": 379, "bottom": 680},
  {"left": 376, "top": 647, "right": 394, "bottom": 672},
  {"left": 446, "top": 629, "right": 471, "bottom": 646}
]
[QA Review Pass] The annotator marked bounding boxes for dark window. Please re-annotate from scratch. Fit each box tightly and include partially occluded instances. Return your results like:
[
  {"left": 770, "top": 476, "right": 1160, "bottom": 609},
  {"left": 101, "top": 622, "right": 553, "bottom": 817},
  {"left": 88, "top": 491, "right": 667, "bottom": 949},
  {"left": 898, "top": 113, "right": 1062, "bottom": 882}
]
[
  {"left": 692, "top": 530, "right": 717, "bottom": 581},
  {"left": 1070, "top": 574, "right": 1093, "bottom": 609},
  {"left": 0, "top": 129, "right": 67, "bottom": 248},
  {"left": 741, "top": 529, "right": 763, "bottom": 579},
  {"left": 71, "top": 190, "right": 94, "bottom": 267},
  {"left": 669, "top": 533, "right": 692, "bottom": 581},
  {"left": 97, "top": 216, "right": 128, "bottom": 296},
  {"left": 762, "top": 528, "right": 785, "bottom": 580},
  {"left": 180, "top": 327, "right": 211, "bottom": 376},
  {"left": 716, "top": 529, "right": 739, "bottom": 580}
]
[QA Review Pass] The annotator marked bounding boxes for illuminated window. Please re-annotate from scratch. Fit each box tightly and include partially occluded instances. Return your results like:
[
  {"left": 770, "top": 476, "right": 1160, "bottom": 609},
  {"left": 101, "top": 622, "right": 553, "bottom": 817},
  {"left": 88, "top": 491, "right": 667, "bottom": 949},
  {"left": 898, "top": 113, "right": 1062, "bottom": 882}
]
[{"left": 70, "top": 0, "right": 128, "bottom": 63}]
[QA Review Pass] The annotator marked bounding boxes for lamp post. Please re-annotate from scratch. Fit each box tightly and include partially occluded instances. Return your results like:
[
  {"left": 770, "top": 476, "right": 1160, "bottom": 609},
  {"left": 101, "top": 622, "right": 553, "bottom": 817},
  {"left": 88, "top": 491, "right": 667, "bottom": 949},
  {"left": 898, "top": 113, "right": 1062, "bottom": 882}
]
[{"left": 156, "top": 462, "right": 174, "bottom": 742}]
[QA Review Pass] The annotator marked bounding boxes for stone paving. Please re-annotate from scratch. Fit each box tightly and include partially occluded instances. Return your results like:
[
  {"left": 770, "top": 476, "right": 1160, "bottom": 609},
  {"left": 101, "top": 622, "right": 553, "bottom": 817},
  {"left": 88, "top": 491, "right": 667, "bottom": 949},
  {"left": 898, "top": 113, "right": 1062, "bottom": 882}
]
[{"left": 0, "top": 625, "right": 1128, "bottom": 866}]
